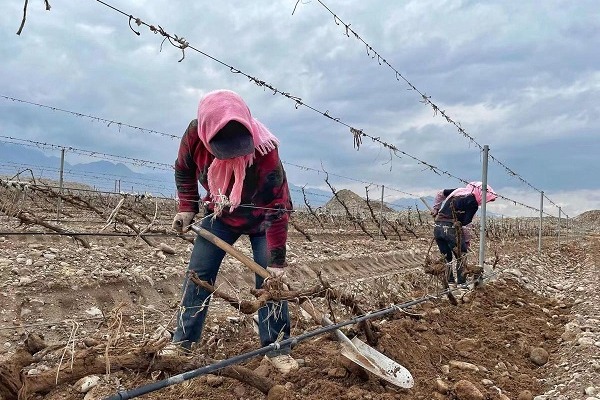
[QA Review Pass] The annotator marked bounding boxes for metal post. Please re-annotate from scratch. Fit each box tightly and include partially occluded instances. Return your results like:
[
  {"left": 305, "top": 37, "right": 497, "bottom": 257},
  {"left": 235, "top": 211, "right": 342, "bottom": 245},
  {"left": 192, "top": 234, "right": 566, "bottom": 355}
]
[
  {"left": 478, "top": 145, "right": 489, "bottom": 270},
  {"left": 557, "top": 207, "right": 562, "bottom": 249},
  {"left": 379, "top": 185, "right": 384, "bottom": 239},
  {"left": 566, "top": 215, "right": 569, "bottom": 243},
  {"left": 538, "top": 191, "right": 544, "bottom": 254},
  {"left": 56, "top": 148, "right": 65, "bottom": 221}
]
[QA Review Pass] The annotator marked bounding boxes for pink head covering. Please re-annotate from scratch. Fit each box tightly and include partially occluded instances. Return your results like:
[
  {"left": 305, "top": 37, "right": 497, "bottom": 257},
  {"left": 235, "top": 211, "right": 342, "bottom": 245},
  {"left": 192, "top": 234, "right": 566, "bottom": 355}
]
[
  {"left": 197, "top": 90, "right": 279, "bottom": 211},
  {"left": 447, "top": 181, "right": 497, "bottom": 206}
]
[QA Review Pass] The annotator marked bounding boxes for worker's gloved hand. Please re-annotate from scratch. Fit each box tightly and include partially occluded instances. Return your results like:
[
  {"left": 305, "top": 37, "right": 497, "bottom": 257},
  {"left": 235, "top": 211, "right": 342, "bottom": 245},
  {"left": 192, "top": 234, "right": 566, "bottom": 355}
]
[
  {"left": 265, "top": 264, "right": 287, "bottom": 290},
  {"left": 430, "top": 209, "right": 438, "bottom": 218},
  {"left": 171, "top": 212, "right": 196, "bottom": 233},
  {"left": 266, "top": 265, "right": 286, "bottom": 278}
]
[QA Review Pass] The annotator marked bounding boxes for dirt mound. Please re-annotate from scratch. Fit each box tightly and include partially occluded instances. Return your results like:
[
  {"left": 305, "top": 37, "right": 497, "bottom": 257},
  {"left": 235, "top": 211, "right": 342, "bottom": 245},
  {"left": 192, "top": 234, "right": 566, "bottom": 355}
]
[
  {"left": 321, "top": 189, "right": 395, "bottom": 215},
  {"left": 15, "top": 280, "right": 568, "bottom": 400},
  {"left": 574, "top": 209, "right": 600, "bottom": 224}
]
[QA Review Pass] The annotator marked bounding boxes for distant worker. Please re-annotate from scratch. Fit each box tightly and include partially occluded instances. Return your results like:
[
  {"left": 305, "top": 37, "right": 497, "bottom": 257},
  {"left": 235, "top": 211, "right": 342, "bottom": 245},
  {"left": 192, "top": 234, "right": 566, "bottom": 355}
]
[
  {"left": 170, "top": 89, "right": 297, "bottom": 374},
  {"left": 431, "top": 182, "right": 497, "bottom": 284}
]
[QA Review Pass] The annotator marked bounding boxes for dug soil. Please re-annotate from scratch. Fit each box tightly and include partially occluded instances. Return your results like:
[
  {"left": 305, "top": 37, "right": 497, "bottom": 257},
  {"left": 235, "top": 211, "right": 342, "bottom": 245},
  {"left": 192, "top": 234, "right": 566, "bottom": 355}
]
[{"left": 1, "top": 222, "right": 598, "bottom": 400}]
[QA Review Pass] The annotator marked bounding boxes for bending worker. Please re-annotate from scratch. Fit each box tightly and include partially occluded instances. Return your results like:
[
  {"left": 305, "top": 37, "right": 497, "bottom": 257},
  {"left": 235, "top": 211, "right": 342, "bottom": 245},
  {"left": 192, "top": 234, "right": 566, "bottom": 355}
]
[
  {"left": 170, "top": 89, "right": 297, "bottom": 374},
  {"left": 431, "top": 182, "right": 497, "bottom": 285}
]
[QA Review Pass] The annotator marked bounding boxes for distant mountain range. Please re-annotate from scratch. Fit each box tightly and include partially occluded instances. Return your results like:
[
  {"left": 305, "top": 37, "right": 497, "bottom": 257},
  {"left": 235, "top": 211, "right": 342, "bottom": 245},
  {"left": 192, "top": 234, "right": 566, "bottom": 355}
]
[
  {"left": 0, "top": 143, "right": 429, "bottom": 210},
  {"left": 0, "top": 142, "right": 174, "bottom": 196}
]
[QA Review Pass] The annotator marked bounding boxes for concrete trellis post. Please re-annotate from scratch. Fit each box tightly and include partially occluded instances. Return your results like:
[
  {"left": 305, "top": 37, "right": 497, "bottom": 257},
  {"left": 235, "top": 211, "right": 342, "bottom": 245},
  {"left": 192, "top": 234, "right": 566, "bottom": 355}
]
[
  {"left": 558, "top": 206, "right": 562, "bottom": 249},
  {"left": 379, "top": 185, "right": 384, "bottom": 239},
  {"left": 478, "top": 145, "right": 489, "bottom": 271},
  {"left": 538, "top": 191, "right": 544, "bottom": 254},
  {"left": 56, "top": 148, "right": 65, "bottom": 221}
]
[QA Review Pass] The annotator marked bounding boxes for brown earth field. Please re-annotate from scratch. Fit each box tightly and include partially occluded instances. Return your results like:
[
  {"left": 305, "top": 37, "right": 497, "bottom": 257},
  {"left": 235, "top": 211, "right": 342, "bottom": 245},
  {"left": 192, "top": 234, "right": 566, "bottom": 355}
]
[{"left": 0, "top": 202, "right": 599, "bottom": 400}]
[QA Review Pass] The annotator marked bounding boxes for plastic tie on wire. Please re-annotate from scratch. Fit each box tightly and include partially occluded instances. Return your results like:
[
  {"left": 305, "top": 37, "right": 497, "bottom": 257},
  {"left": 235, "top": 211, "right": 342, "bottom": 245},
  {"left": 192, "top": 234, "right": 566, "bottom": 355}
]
[{"left": 212, "top": 191, "right": 232, "bottom": 217}]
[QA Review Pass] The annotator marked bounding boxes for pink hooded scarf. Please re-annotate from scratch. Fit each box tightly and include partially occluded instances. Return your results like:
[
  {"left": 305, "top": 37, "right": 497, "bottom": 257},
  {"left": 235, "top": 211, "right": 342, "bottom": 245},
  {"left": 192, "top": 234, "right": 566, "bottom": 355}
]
[
  {"left": 447, "top": 181, "right": 497, "bottom": 206},
  {"left": 197, "top": 90, "right": 280, "bottom": 211}
]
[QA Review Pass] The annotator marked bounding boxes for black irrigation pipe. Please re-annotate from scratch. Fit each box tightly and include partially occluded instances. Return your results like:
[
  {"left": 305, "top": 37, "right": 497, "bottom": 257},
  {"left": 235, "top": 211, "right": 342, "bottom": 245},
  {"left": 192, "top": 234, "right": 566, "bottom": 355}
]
[
  {"left": 104, "top": 273, "right": 496, "bottom": 400},
  {"left": 104, "top": 304, "right": 417, "bottom": 399}
]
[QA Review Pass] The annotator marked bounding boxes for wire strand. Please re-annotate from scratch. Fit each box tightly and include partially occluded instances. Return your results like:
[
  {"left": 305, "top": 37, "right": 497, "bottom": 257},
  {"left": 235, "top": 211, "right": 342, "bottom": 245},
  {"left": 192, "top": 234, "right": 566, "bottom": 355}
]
[{"left": 308, "top": 0, "right": 567, "bottom": 217}]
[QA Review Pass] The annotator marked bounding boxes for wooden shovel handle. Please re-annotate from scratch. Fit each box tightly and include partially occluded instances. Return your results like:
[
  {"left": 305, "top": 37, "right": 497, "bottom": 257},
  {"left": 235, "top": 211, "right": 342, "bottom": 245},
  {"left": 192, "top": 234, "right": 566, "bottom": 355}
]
[
  {"left": 189, "top": 224, "right": 270, "bottom": 279},
  {"left": 419, "top": 197, "right": 434, "bottom": 213},
  {"left": 188, "top": 224, "right": 328, "bottom": 323}
]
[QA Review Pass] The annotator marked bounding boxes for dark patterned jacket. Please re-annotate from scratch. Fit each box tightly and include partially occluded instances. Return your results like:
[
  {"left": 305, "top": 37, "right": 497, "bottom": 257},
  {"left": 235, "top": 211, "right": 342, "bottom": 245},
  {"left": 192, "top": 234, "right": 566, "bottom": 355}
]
[{"left": 434, "top": 188, "right": 479, "bottom": 226}]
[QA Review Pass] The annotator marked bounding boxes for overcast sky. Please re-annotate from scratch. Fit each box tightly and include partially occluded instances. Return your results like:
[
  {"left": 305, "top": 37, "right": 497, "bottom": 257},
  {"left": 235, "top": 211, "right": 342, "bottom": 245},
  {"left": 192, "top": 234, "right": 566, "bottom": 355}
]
[{"left": 1, "top": 0, "right": 599, "bottom": 217}]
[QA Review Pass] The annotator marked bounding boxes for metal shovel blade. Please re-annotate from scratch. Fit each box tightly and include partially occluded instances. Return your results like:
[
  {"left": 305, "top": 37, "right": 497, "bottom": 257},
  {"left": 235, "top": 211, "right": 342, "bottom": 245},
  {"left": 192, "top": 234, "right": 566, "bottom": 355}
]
[{"left": 340, "top": 337, "right": 414, "bottom": 388}]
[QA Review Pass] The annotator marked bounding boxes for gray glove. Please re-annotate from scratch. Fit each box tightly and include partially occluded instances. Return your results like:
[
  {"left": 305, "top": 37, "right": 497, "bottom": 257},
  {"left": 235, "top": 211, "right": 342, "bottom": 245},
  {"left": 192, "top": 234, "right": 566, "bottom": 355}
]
[
  {"left": 171, "top": 212, "right": 196, "bottom": 233},
  {"left": 266, "top": 266, "right": 286, "bottom": 279},
  {"left": 264, "top": 265, "right": 288, "bottom": 290}
]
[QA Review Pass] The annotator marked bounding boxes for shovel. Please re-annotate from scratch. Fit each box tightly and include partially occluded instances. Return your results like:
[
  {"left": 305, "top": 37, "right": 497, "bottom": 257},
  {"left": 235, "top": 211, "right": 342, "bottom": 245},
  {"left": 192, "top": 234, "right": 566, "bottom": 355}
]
[
  {"left": 187, "top": 223, "right": 414, "bottom": 389},
  {"left": 419, "top": 197, "right": 434, "bottom": 214}
]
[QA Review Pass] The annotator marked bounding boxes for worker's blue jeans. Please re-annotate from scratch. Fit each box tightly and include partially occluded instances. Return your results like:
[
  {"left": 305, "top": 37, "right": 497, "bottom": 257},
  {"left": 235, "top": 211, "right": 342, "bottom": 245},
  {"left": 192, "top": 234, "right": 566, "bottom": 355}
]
[
  {"left": 433, "top": 222, "right": 468, "bottom": 284},
  {"left": 172, "top": 217, "right": 291, "bottom": 356}
]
